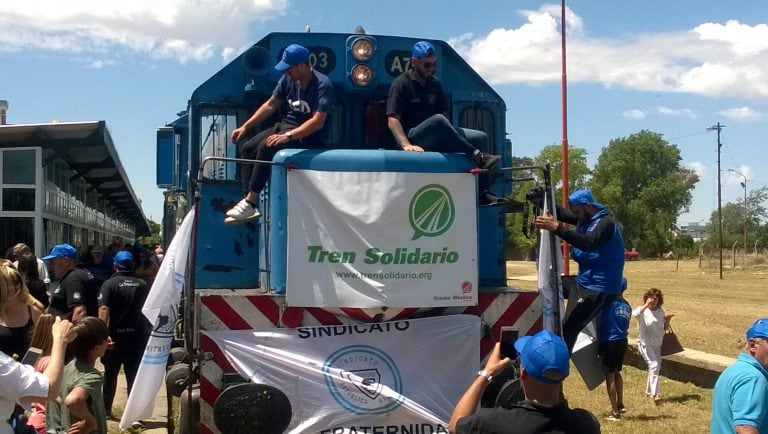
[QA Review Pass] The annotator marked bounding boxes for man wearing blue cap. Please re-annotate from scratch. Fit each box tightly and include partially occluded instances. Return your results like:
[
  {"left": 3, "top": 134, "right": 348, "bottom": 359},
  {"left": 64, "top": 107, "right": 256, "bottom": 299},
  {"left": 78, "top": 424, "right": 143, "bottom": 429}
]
[
  {"left": 226, "top": 43, "right": 334, "bottom": 224},
  {"left": 44, "top": 243, "right": 98, "bottom": 321},
  {"left": 449, "top": 330, "right": 599, "bottom": 433},
  {"left": 386, "top": 41, "right": 502, "bottom": 203},
  {"left": 98, "top": 250, "right": 150, "bottom": 419},
  {"left": 711, "top": 318, "right": 768, "bottom": 434},
  {"left": 533, "top": 189, "right": 625, "bottom": 352}
]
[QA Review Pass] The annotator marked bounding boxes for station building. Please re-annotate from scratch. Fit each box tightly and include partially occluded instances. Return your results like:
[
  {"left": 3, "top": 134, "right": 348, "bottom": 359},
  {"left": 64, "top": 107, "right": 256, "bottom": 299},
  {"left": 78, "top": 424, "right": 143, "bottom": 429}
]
[{"left": 0, "top": 101, "right": 149, "bottom": 258}]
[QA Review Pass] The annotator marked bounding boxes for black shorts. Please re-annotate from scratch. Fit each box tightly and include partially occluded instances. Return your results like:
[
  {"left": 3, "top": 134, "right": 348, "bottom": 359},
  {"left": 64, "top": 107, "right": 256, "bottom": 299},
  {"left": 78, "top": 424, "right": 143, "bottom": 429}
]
[{"left": 599, "top": 339, "right": 628, "bottom": 373}]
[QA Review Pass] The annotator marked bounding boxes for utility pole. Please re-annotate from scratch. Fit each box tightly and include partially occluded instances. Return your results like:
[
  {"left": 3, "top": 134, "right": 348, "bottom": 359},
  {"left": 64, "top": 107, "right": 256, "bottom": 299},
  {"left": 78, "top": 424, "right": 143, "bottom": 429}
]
[
  {"left": 707, "top": 123, "right": 725, "bottom": 279},
  {"left": 728, "top": 168, "right": 748, "bottom": 260}
]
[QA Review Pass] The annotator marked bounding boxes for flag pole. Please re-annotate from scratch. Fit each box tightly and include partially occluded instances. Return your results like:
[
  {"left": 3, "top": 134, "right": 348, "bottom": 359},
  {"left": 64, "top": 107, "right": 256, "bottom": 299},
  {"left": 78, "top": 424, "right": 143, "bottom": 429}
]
[{"left": 560, "top": 0, "right": 570, "bottom": 275}]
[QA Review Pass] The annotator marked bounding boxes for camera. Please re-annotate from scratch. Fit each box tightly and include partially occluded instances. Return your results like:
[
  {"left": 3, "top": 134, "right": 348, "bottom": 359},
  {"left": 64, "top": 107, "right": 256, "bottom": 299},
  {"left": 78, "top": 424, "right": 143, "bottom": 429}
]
[
  {"left": 525, "top": 187, "right": 545, "bottom": 208},
  {"left": 500, "top": 327, "right": 519, "bottom": 359}
]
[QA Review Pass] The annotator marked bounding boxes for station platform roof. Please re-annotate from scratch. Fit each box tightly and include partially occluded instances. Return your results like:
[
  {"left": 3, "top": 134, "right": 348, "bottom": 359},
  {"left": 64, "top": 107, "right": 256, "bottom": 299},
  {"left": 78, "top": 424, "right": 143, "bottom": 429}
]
[{"left": 0, "top": 120, "right": 150, "bottom": 235}]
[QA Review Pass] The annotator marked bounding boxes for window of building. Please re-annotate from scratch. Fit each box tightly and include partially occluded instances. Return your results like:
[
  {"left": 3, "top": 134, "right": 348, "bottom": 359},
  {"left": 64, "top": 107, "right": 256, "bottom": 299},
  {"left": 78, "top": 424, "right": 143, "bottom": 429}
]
[
  {"left": 0, "top": 217, "right": 34, "bottom": 255},
  {"left": 2, "top": 188, "right": 35, "bottom": 211},
  {"left": 1, "top": 148, "right": 38, "bottom": 213},
  {"left": 2, "top": 149, "right": 36, "bottom": 184}
]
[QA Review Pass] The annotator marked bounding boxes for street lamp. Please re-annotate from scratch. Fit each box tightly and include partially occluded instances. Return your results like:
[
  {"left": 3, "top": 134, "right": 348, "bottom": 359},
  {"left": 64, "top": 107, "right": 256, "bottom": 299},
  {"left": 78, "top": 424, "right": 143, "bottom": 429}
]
[{"left": 728, "top": 169, "right": 747, "bottom": 258}]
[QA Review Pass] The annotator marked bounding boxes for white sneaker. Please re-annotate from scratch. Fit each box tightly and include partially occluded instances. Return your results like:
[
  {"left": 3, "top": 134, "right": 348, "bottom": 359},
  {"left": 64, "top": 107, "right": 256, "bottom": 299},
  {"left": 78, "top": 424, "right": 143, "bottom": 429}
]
[{"left": 225, "top": 199, "right": 261, "bottom": 223}]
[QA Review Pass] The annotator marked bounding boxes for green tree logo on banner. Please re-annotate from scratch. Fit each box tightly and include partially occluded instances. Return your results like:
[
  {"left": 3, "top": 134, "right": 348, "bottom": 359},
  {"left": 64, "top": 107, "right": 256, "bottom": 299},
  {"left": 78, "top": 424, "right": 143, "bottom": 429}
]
[{"left": 409, "top": 184, "right": 455, "bottom": 240}]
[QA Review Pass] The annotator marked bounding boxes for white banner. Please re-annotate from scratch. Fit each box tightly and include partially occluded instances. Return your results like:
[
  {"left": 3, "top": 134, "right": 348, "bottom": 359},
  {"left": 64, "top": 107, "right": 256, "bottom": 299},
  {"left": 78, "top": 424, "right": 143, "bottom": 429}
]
[
  {"left": 119, "top": 209, "right": 195, "bottom": 429},
  {"left": 205, "top": 315, "right": 480, "bottom": 433},
  {"left": 286, "top": 170, "right": 478, "bottom": 308}
]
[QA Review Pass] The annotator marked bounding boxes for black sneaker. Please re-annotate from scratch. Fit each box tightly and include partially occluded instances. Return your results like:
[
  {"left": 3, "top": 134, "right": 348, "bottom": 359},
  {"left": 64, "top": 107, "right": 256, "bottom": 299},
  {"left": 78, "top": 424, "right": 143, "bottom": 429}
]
[
  {"left": 473, "top": 152, "right": 501, "bottom": 170},
  {"left": 479, "top": 191, "right": 508, "bottom": 207}
]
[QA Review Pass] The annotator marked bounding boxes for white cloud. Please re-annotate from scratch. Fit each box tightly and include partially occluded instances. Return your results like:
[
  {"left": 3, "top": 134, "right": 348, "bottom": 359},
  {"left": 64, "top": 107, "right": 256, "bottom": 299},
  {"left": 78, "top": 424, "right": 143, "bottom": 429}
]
[
  {"left": 622, "top": 109, "right": 645, "bottom": 119},
  {"left": 688, "top": 162, "right": 707, "bottom": 179},
  {"left": 717, "top": 106, "right": 764, "bottom": 122},
  {"left": 655, "top": 106, "right": 699, "bottom": 119},
  {"left": 453, "top": 4, "right": 768, "bottom": 100},
  {"left": 0, "top": 0, "right": 287, "bottom": 64}
]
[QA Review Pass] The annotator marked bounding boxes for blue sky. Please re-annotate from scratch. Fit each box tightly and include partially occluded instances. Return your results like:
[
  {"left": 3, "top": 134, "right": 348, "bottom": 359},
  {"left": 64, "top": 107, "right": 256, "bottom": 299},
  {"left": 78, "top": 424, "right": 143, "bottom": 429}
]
[{"left": 1, "top": 0, "right": 766, "bottom": 227}]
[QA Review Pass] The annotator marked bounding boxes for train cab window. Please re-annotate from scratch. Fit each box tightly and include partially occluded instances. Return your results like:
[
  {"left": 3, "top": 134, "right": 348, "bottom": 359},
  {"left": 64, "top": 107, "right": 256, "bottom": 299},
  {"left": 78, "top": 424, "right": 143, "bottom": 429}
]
[
  {"left": 459, "top": 106, "right": 495, "bottom": 154},
  {"left": 199, "top": 111, "right": 238, "bottom": 181}
]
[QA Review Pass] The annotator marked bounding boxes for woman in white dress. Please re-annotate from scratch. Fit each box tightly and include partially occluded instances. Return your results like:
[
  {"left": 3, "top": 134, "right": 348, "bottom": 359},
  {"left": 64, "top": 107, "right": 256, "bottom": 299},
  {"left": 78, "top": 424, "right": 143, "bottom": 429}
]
[
  {"left": 632, "top": 287, "right": 673, "bottom": 404},
  {"left": 0, "top": 261, "right": 73, "bottom": 434}
]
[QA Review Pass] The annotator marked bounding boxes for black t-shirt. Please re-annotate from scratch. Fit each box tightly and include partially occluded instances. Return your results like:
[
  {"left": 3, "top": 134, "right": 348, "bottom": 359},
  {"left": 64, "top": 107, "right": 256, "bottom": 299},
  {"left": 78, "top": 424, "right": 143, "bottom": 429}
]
[
  {"left": 98, "top": 271, "right": 151, "bottom": 348},
  {"left": 386, "top": 70, "right": 448, "bottom": 133},
  {"left": 27, "top": 278, "right": 49, "bottom": 308},
  {"left": 47, "top": 266, "right": 98, "bottom": 319},
  {"left": 455, "top": 400, "right": 600, "bottom": 434}
]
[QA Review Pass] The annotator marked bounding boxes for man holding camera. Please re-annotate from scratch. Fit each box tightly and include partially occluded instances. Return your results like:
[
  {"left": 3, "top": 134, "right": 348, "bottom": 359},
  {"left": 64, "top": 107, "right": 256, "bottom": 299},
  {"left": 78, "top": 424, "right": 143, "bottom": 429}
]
[
  {"left": 449, "top": 330, "right": 599, "bottom": 433},
  {"left": 225, "top": 43, "right": 334, "bottom": 225},
  {"left": 533, "top": 189, "right": 625, "bottom": 353}
]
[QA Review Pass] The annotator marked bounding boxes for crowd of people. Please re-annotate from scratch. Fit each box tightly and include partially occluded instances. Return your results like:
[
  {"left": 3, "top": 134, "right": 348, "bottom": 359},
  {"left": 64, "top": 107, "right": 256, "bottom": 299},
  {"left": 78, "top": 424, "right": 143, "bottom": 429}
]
[{"left": 1, "top": 239, "right": 160, "bottom": 433}]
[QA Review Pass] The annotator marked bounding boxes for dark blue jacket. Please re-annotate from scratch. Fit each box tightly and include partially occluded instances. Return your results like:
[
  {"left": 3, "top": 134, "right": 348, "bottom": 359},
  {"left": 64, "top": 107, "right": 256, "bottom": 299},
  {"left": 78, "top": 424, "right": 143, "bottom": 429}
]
[{"left": 555, "top": 207, "right": 625, "bottom": 295}]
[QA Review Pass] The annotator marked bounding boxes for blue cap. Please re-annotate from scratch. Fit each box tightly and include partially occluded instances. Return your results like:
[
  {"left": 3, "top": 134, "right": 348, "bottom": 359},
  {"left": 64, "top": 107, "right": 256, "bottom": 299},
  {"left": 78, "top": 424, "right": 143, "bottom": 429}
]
[
  {"left": 275, "top": 44, "right": 309, "bottom": 71},
  {"left": 514, "top": 330, "right": 570, "bottom": 384},
  {"left": 412, "top": 41, "right": 435, "bottom": 58},
  {"left": 114, "top": 251, "right": 134, "bottom": 269},
  {"left": 568, "top": 189, "right": 605, "bottom": 209},
  {"left": 42, "top": 243, "right": 77, "bottom": 261},
  {"left": 747, "top": 318, "right": 768, "bottom": 340}
]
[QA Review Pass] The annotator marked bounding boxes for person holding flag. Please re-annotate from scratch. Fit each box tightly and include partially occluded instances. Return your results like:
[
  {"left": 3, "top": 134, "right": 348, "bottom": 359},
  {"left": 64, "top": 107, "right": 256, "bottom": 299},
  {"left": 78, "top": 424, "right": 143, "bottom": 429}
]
[{"left": 533, "top": 189, "right": 625, "bottom": 353}]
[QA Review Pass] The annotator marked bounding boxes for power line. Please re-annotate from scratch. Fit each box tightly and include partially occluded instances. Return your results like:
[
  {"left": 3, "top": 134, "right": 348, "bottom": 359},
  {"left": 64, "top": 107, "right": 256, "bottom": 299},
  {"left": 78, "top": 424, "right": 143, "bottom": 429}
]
[{"left": 665, "top": 130, "right": 710, "bottom": 142}]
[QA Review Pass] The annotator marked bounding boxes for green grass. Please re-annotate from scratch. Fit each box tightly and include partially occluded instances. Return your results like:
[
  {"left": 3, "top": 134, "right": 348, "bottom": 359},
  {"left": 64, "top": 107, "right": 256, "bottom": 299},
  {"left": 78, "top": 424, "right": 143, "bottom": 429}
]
[
  {"left": 564, "top": 364, "right": 713, "bottom": 433},
  {"left": 508, "top": 258, "right": 767, "bottom": 433}
]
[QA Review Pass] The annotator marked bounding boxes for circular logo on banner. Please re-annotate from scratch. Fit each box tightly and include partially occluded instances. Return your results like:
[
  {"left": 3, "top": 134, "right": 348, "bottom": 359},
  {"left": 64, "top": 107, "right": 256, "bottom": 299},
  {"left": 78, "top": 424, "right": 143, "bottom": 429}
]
[
  {"left": 152, "top": 304, "right": 177, "bottom": 338},
  {"left": 461, "top": 281, "right": 473, "bottom": 294},
  {"left": 323, "top": 345, "right": 404, "bottom": 415},
  {"left": 409, "top": 184, "right": 455, "bottom": 240}
]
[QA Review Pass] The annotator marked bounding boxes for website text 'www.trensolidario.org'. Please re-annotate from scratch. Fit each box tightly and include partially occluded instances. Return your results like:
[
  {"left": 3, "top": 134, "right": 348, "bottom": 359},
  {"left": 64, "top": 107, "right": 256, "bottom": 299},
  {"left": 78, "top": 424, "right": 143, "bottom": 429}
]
[{"left": 335, "top": 271, "right": 433, "bottom": 281}]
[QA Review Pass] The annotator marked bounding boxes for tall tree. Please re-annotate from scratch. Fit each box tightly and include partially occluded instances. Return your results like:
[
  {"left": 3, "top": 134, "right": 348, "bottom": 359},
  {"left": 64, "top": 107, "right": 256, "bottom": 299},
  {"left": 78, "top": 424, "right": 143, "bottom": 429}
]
[
  {"left": 533, "top": 144, "right": 591, "bottom": 200},
  {"left": 707, "top": 185, "right": 768, "bottom": 248},
  {"left": 505, "top": 156, "right": 537, "bottom": 257},
  {"left": 590, "top": 130, "right": 698, "bottom": 255}
]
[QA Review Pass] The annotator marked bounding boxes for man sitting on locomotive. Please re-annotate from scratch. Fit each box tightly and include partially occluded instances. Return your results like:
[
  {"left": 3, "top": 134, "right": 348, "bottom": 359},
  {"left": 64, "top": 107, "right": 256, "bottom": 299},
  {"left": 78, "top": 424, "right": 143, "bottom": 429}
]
[
  {"left": 386, "top": 40, "right": 502, "bottom": 204},
  {"left": 226, "top": 43, "right": 335, "bottom": 224}
]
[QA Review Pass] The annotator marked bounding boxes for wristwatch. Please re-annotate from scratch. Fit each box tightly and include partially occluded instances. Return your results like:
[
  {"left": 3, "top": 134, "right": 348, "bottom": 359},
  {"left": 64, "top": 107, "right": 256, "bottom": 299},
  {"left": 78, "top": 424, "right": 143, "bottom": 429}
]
[
  {"left": 477, "top": 369, "right": 493, "bottom": 383},
  {"left": 285, "top": 130, "right": 293, "bottom": 140}
]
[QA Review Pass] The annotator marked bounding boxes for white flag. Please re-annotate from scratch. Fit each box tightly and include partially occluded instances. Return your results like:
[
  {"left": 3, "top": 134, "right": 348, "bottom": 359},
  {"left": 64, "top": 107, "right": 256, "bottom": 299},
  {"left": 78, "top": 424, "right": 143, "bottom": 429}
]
[
  {"left": 205, "top": 315, "right": 480, "bottom": 433},
  {"left": 119, "top": 209, "right": 195, "bottom": 429},
  {"left": 537, "top": 187, "right": 563, "bottom": 333}
]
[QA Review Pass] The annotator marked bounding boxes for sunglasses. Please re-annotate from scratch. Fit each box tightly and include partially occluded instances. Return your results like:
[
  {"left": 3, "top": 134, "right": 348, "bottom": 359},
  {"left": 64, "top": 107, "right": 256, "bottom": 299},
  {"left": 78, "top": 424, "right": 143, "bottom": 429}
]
[{"left": 421, "top": 61, "right": 437, "bottom": 69}]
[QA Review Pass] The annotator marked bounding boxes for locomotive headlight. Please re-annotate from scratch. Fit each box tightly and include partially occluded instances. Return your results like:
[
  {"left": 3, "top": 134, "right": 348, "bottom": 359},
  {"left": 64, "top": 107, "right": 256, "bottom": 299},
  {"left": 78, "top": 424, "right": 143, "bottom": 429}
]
[
  {"left": 351, "top": 38, "right": 374, "bottom": 61},
  {"left": 351, "top": 64, "right": 374, "bottom": 86}
]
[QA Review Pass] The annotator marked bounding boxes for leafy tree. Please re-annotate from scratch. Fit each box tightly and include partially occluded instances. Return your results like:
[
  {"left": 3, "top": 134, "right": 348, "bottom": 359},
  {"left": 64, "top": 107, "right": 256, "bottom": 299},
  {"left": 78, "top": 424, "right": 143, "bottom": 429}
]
[
  {"left": 671, "top": 233, "right": 695, "bottom": 257},
  {"left": 706, "top": 185, "right": 768, "bottom": 250},
  {"left": 533, "top": 144, "right": 591, "bottom": 200},
  {"left": 590, "top": 130, "right": 698, "bottom": 255},
  {"left": 504, "top": 146, "right": 590, "bottom": 258},
  {"left": 505, "top": 156, "right": 537, "bottom": 258},
  {"left": 139, "top": 219, "right": 162, "bottom": 246}
]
